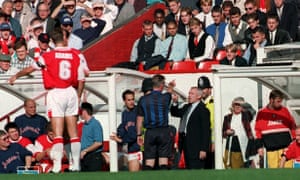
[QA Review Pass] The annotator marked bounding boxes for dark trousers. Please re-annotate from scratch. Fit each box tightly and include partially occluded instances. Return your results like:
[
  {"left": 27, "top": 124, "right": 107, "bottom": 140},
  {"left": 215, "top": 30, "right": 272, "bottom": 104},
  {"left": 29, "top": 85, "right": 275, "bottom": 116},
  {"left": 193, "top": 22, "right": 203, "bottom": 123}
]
[{"left": 81, "top": 151, "right": 103, "bottom": 172}]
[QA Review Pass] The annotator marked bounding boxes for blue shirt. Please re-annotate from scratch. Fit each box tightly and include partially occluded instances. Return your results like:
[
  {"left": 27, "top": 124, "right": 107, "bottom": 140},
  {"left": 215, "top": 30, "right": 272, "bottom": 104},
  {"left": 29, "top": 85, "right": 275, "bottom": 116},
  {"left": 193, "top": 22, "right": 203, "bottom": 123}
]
[
  {"left": 159, "top": 34, "right": 187, "bottom": 62},
  {"left": 81, "top": 117, "right": 103, "bottom": 152},
  {"left": 118, "top": 106, "right": 140, "bottom": 153},
  {"left": 206, "top": 22, "right": 227, "bottom": 48},
  {"left": 137, "top": 90, "right": 171, "bottom": 129},
  {"left": 14, "top": 114, "right": 48, "bottom": 143},
  {"left": 0, "top": 143, "right": 32, "bottom": 173}
]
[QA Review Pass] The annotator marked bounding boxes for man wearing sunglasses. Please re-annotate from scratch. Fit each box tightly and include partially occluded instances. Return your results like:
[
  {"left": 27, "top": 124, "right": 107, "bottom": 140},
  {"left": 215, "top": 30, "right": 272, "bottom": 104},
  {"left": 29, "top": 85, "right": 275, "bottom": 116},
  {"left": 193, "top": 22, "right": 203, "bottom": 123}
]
[
  {"left": 0, "top": 130, "right": 32, "bottom": 173},
  {"left": 60, "top": 16, "right": 83, "bottom": 49},
  {"left": 241, "top": 0, "right": 267, "bottom": 26}
]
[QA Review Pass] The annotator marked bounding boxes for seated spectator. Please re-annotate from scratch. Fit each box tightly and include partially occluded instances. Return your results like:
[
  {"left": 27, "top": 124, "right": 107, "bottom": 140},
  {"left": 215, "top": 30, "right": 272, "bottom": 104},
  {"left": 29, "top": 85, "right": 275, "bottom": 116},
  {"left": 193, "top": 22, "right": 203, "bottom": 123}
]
[
  {"left": 206, "top": 5, "right": 232, "bottom": 49},
  {"left": 4, "top": 122, "right": 37, "bottom": 155},
  {"left": 179, "top": 7, "right": 193, "bottom": 37},
  {"left": 220, "top": 43, "right": 248, "bottom": 66},
  {"left": 92, "top": 1, "right": 118, "bottom": 35},
  {"left": 153, "top": 8, "right": 167, "bottom": 40},
  {"left": 2, "top": 0, "right": 22, "bottom": 38},
  {"left": 0, "top": 130, "right": 32, "bottom": 173},
  {"left": 222, "top": 97, "right": 254, "bottom": 169},
  {"left": 59, "top": 16, "right": 83, "bottom": 50},
  {"left": 113, "top": 0, "right": 135, "bottom": 27},
  {"left": 269, "top": 0, "right": 298, "bottom": 41},
  {"left": 11, "top": 38, "right": 35, "bottom": 71},
  {"left": 187, "top": 18, "right": 215, "bottom": 65},
  {"left": 0, "top": 53, "right": 18, "bottom": 75},
  {"left": 35, "top": 123, "right": 69, "bottom": 173},
  {"left": 80, "top": 102, "right": 104, "bottom": 172},
  {"left": 243, "top": 26, "right": 267, "bottom": 66},
  {"left": 280, "top": 126, "right": 300, "bottom": 168},
  {"left": 195, "top": 0, "right": 214, "bottom": 28},
  {"left": 227, "top": 6, "right": 248, "bottom": 48},
  {"left": 26, "top": 17, "right": 44, "bottom": 50},
  {"left": 159, "top": 20, "right": 187, "bottom": 62},
  {"left": 51, "top": 0, "right": 92, "bottom": 32},
  {"left": 73, "top": 14, "right": 106, "bottom": 46},
  {"left": 244, "top": 13, "right": 264, "bottom": 46},
  {"left": 11, "top": 0, "right": 36, "bottom": 35},
  {"left": 265, "top": 13, "right": 292, "bottom": 46},
  {"left": 130, "top": 20, "right": 161, "bottom": 69},
  {"left": 14, "top": 99, "right": 48, "bottom": 143},
  {"left": 221, "top": 1, "right": 233, "bottom": 23},
  {"left": 28, "top": 33, "right": 52, "bottom": 61},
  {"left": 35, "top": 2, "right": 56, "bottom": 34},
  {"left": 241, "top": 0, "right": 267, "bottom": 26},
  {"left": 0, "top": 22, "right": 16, "bottom": 55}
]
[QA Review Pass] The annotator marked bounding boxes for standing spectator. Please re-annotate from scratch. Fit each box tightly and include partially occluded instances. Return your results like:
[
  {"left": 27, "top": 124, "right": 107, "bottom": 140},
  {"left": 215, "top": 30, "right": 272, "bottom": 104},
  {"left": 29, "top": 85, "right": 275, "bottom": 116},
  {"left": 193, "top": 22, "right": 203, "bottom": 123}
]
[
  {"left": 113, "top": 0, "right": 135, "bottom": 27},
  {"left": 280, "top": 126, "right": 300, "bottom": 168},
  {"left": 206, "top": 5, "right": 233, "bottom": 49},
  {"left": 265, "top": 13, "right": 291, "bottom": 46},
  {"left": 241, "top": 0, "right": 267, "bottom": 26},
  {"left": 171, "top": 87, "right": 210, "bottom": 169},
  {"left": 269, "top": 0, "right": 298, "bottom": 41},
  {"left": 110, "top": 90, "right": 142, "bottom": 172},
  {"left": 4, "top": 122, "right": 37, "bottom": 155},
  {"left": 136, "top": 74, "right": 175, "bottom": 170},
  {"left": 0, "top": 130, "right": 32, "bottom": 173},
  {"left": 2, "top": 0, "right": 22, "bottom": 38},
  {"left": 11, "top": 0, "right": 36, "bottom": 35},
  {"left": 73, "top": 14, "right": 106, "bottom": 46},
  {"left": 197, "top": 76, "right": 215, "bottom": 169},
  {"left": 195, "top": 0, "right": 214, "bottom": 28},
  {"left": 9, "top": 28, "right": 86, "bottom": 173},
  {"left": 220, "top": 43, "right": 248, "bottom": 66},
  {"left": 35, "top": 2, "right": 56, "bottom": 34},
  {"left": 159, "top": 20, "right": 187, "bottom": 62},
  {"left": 14, "top": 99, "right": 48, "bottom": 143},
  {"left": 187, "top": 18, "right": 215, "bottom": 64},
  {"left": 153, "top": 8, "right": 167, "bottom": 40},
  {"left": 26, "top": 17, "right": 44, "bottom": 50},
  {"left": 59, "top": 16, "right": 83, "bottom": 50},
  {"left": 80, "top": 102, "right": 104, "bottom": 172},
  {"left": 243, "top": 26, "right": 267, "bottom": 66},
  {"left": 0, "top": 53, "right": 18, "bottom": 75},
  {"left": 0, "top": 22, "right": 16, "bottom": 55},
  {"left": 227, "top": 6, "right": 248, "bottom": 46},
  {"left": 222, "top": 97, "right": 254, "bottom": 169},
  {"left": 255, "top": 89, "right": 296, "bottom": 168},
  {"left": 11, "top": 38, "right": 35, "bottom": 71},
  {"left": 92, "top": 1, "right": 118, "bottom": 35},
  {"left": 179, "top": 7, "right": 193, "bottom": 37}
]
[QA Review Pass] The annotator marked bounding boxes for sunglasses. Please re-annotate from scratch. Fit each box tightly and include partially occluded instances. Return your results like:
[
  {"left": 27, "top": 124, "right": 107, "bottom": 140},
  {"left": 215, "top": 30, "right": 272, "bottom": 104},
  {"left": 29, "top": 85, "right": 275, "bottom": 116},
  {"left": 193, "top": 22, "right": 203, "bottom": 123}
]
[
  {"left": 63, "top": 24, "right": 73, "bottom": 27},
  {"left": 233, "top": 103, "right": 241, "bottom": 106},
  {"left": 245, "top": 7, "right": 253, "bottom": 11},
  {"left": 0, "top": 136, "right": 9, "bottom": 141}
]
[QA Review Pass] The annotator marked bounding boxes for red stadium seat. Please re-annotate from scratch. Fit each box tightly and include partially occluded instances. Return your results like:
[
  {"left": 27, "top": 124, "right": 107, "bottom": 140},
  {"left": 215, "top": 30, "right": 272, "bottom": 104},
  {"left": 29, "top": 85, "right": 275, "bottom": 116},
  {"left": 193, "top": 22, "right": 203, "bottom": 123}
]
[
  {"left": 198, "top": 60, "right": 219, "bottom": 71},
  {"left": 171, "top": 61, "right": 196, "bottom": 71}
]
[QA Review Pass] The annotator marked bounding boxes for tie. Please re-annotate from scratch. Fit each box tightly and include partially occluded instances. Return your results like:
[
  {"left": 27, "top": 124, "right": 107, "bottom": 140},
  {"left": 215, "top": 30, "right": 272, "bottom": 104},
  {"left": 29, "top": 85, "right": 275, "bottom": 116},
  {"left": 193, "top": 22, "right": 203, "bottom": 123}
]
[
  {"left": 166, "top": 37, "right": 174, "bottom": 60},
  {"left": 215, "top": 25, "right": 220, "bottom": 46},
  {"left": 161, "top": 31, "right": 165, "bottom": 40},
  {"left": 277, "top": 8, "right": 282, "bottom": 20},
  {"left": 175, "top": 15, "right": 179, "bottom": 25},
  {"left": 179, "top": 105, "right": 192, "bottom": 133},
  {"left": 203, "top": 15, "right": 206, "bottom": 27},
  {"left": 270, "top": 31, "right": 274, "bottom": 45},
  {"left": 194, "top": 36, "right": 198, "bottom": 46}
]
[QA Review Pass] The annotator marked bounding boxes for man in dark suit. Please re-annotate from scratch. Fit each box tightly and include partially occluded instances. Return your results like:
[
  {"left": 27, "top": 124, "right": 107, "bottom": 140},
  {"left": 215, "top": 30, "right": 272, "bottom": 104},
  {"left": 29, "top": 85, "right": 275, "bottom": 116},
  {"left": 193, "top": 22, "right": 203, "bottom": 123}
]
[
  {"left": 170, "top": 86, "right": 210, "bottom": 169},
  {"left": 265, "top": 13, "right": 292, "bottom": 45},
  {"left": 220, "top": 43, "right": 248, "bottom": 66},
  {"left": 269, "top": 0, "right": 298, "bottom": 41}
]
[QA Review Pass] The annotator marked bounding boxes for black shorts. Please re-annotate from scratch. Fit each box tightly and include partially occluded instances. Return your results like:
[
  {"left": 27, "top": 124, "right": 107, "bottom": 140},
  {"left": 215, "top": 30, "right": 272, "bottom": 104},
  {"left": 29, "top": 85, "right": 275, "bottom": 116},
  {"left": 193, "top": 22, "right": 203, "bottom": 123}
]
[{"left": 144, "top": 127, "right": 172, "bottom": 159}]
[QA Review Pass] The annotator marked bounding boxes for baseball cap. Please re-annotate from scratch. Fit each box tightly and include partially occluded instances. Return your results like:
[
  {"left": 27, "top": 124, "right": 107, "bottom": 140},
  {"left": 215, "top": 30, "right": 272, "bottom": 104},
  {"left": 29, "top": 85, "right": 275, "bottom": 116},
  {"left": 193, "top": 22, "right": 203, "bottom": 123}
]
[
  {"left": 38, "top": 33, "right": 50, "bottom": 43},
  {"left": 0, "top": 54, "right": 11, "bottom": 62},
  {"left": 141, "top": 78, "right": 153, "bottom": 93},
  {"left": 80, "top": 14, "right": 92, "bottom": 22},
  {"left": 60, "top": 16, "right": 73, "bottom": 26},
  {"left": 197, "top": 76, "right": 212, "bottom": 89},
  {"left": 0, "top": 23, "right": 11, "bottom": 31}
]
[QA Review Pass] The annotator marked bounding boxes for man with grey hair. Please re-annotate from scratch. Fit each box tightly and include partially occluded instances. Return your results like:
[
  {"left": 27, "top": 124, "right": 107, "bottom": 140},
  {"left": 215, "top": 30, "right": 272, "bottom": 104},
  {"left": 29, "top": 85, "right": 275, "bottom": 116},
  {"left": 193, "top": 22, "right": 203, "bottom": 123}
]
[{"left": 171, "top": 86, "right": 210, "bottom": 169}]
